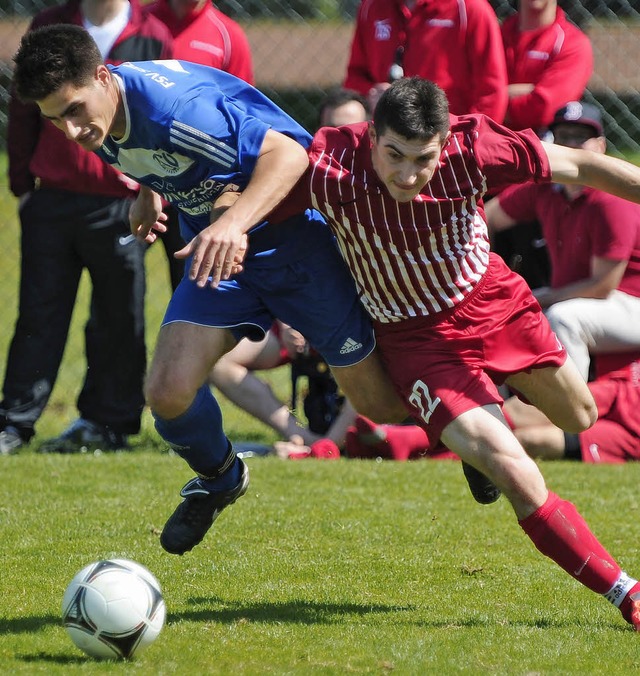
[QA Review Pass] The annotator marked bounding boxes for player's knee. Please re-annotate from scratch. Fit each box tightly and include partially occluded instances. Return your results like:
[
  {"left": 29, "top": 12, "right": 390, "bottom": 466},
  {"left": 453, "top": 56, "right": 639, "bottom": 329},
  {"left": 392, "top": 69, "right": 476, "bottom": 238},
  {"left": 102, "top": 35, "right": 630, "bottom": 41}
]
[
  {"left": 145, "top": 371, "right": 194, "bottom": 419},
  {"left": 565, "top": 395, "right": 597, "bottom": 433}
]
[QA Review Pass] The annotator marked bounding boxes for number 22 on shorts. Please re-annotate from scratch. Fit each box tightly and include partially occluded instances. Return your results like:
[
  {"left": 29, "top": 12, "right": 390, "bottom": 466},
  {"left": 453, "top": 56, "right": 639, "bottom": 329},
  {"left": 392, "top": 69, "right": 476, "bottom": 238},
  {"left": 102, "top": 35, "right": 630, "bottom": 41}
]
[{"left": 408, "top": 379, "right": 441, "bottom": 424}]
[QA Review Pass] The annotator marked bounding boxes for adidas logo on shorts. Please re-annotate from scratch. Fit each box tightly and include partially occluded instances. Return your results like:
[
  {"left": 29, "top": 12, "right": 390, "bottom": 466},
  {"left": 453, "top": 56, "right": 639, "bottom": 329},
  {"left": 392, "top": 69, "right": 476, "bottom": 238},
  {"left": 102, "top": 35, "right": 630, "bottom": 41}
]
[{"left": 339, "top": 337, "right": 363, "bottom": 355}]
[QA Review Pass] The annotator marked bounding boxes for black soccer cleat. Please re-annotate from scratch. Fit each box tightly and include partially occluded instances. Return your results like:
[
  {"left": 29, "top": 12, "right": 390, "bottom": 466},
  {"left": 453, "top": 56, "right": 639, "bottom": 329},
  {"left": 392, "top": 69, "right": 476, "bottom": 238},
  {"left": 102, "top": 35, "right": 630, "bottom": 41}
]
[
  {"left": 160, "top": 459, "right": 249, "bottom": 555},
  {"left": 461, "top": 461, "right": 501, "bottom": 505}
]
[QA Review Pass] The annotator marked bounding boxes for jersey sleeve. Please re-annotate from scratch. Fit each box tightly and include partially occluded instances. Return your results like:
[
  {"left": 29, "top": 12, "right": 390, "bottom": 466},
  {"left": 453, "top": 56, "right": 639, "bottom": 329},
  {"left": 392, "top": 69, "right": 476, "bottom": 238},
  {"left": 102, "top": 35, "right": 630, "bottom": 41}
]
[
  {"left": 171, "top": 91, "right": 270, "bottom": 179},
  {"left": 473, "top": 115, "right": 552, "bottom": 192}
]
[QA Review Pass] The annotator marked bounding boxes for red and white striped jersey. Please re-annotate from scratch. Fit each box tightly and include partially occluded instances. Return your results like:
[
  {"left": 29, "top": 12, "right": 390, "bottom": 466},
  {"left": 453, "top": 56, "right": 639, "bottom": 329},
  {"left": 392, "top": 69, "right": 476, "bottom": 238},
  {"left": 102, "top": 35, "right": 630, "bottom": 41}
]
[{"left": 307, "top": 116, "right": 551, "bottom": 323}]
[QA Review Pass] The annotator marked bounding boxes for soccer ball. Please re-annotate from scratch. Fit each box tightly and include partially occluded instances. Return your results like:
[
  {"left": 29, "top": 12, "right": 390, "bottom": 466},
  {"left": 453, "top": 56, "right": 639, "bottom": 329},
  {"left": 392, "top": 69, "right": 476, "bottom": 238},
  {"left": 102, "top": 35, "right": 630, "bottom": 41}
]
[{"left": 62, "top": 559, "right": 166, "bottom": 659}]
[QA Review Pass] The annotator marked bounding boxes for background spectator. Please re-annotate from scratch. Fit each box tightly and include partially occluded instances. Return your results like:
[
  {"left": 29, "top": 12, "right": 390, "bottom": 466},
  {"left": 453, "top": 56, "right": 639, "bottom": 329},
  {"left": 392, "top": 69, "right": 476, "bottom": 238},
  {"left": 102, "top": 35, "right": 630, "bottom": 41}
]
[
  {"left": 318, "top": 87, "right": 370, "bottom": 128},
  {"left": 493, "top": 0, "right": 594, "bottom": 290},
  {"left": 344, "top": 0, "right": 507, "bottom": 121},
  {"left": 147, "top": 0, "right": 253, "bottom": 82},
  {"left": 504, "top": 352, "right": 640, "bottom": 463},
  {"left": 0, "top": 0, "right": 173, "bottom": 456},
  {"left": 486, "top": 101, "right": 640, "bottom": 381},
  {"left": 502, "top": 0, "right": 593, "bottom": 134}
]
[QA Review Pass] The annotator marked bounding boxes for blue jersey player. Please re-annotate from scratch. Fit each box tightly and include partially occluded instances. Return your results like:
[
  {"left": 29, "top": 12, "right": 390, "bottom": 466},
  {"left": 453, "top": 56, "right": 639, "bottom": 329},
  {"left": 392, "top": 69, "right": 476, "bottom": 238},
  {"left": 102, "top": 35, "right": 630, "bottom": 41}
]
[{"left": 12, "top": 24, "right": 412, "bottom": 555}]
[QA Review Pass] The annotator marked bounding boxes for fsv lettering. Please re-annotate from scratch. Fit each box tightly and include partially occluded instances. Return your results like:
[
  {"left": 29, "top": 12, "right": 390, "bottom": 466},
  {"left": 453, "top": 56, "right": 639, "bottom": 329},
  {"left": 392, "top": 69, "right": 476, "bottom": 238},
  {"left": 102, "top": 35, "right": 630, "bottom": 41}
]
[{"left": 144, "top": 72, "right": 175, "bottom": 89}]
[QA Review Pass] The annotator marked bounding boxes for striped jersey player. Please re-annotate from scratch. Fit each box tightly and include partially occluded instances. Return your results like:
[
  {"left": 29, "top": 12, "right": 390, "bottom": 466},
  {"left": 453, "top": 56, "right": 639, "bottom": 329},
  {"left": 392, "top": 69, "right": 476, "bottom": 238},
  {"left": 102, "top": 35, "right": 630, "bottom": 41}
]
[
  {"left": 301, "top": 76, "right": 640, "bottom": 631},
  {"left": 307, "top": 114, "right": 546, "bottom": 323}
]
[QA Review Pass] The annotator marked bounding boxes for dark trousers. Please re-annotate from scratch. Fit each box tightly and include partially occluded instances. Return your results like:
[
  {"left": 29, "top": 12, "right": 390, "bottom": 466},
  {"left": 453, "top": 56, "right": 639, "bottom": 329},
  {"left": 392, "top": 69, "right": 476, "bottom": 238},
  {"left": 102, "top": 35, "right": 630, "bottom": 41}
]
[
  {"left": 0, "top": 188, "right": 146, "bottom": 437},
  {"left": 157, "top": 205, "right": 186, "bottom": 292},
  {"left": 492, "top": 220, "right": 550, "bottom": 290}
]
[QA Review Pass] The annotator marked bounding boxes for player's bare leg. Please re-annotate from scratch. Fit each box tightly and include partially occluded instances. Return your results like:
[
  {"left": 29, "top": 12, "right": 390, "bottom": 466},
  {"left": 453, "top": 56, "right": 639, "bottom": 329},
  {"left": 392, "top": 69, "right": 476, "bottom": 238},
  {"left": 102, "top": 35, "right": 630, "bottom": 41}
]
[
  {"left": 505, "top": 358, "right": 597, "bottom": 434},
  {"left": 330, "top": 350, "right": 408, "bottom": 424},
  {"left": 441, "top": 403, "right": 640, "bottom": 630},
  {"left": 503, "top": 397, "right": 567, "bottom": 460}
]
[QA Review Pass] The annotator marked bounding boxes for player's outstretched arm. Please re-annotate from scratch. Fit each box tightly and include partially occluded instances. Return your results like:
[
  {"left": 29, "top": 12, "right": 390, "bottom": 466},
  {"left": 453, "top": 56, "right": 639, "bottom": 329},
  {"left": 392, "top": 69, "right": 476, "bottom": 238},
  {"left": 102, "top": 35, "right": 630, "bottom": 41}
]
[
  {"left": 176, "top": 129, "right": 309, "bottom": 288},
  {"left": 543, "top": 141, "right": 640, "bottom": 203}
]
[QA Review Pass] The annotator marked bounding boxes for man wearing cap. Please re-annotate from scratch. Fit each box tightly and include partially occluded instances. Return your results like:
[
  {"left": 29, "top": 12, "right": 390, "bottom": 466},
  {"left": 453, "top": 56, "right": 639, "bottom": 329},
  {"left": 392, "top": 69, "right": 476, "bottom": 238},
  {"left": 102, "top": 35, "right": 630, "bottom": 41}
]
[{"left": 486, "top": 101, "right": 640, "bottom": 381}]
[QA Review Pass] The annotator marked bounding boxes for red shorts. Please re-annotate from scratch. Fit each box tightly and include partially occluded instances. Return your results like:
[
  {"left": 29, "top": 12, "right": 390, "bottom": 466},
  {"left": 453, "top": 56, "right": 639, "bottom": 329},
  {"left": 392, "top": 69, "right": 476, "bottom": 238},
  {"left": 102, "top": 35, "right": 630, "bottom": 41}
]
[
  {"left": 375, "top": 254, "right": 566, "bottom": 445},
  {"left": 579, "top": 377, "right": 640, "bottom": 463},
  {"left": 580, "top": 421, "right": 640, "bottom": 463}
]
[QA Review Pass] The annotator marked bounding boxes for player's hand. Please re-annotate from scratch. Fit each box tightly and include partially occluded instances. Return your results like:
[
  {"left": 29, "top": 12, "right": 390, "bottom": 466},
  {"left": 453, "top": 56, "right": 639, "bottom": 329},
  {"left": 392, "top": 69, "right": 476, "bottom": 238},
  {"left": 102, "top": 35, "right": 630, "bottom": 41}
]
[
  {"left": 278, "top": 322, "right": 307, "bottom": 358},
  {"left": 130, "top": 188, "right": 167, "bottom": 243},
  {"left": 507, "top": 82, "right": 535, "bottom": 98},
  {"left": 175, "top": 224, "right": 248, "bottom": 288},
  {"left": 175, "top": 196, "right": 248, "bottom": 287}
]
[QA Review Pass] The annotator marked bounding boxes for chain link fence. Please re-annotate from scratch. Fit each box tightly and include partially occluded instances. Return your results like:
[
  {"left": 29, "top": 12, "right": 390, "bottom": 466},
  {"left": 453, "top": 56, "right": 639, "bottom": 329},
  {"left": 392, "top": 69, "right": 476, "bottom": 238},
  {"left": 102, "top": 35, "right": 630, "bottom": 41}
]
[
  {"left": 1, "top": 1, "right": 640, "bottom": 149},
  {"left": 1, "top": 0, "right": 640, "bottom": 423}
]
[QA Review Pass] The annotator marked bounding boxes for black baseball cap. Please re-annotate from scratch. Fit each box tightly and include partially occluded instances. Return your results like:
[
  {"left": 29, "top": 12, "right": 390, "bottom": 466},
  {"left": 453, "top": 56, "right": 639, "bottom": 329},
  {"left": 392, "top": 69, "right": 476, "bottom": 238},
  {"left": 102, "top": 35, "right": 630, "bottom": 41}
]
[{"left": 549, "top": 101, "right": 604, "bottom": 136}]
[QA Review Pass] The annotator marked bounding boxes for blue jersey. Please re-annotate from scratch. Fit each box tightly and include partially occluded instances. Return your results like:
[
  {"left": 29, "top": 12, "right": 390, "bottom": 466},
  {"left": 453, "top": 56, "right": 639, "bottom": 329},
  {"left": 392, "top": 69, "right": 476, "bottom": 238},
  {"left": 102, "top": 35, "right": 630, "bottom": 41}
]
[{"left": 97, "top": 60, "right": 311, "bottom": 240}]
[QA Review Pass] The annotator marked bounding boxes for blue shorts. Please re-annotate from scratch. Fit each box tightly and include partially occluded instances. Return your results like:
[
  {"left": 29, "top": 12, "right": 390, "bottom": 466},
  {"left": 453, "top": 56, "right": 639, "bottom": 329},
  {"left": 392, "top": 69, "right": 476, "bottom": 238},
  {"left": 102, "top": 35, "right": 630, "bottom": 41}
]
[{"left": 163, "top": 212, "right": 375, "bottom": 367}]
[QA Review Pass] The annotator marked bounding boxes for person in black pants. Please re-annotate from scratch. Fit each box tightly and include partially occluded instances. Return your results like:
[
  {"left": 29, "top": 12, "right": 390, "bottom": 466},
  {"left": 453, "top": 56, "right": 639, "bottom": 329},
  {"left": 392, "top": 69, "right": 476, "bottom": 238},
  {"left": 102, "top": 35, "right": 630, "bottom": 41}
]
[{"left": 0, "top": 0, "right": 173, "bottom": 455}]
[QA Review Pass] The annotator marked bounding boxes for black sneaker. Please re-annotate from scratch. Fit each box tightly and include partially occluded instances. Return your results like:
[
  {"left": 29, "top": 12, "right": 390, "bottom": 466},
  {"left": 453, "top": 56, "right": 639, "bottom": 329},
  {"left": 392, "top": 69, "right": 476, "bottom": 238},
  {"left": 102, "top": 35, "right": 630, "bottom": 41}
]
[
  {"left": 38, "top": 418, "right": 129, "bottom": 454},
  {"left": 461, "top": 461, "right": 501, "bottom": 504},
  {"left": 160, "top": 459, "right": 249, "bottom": 555}
]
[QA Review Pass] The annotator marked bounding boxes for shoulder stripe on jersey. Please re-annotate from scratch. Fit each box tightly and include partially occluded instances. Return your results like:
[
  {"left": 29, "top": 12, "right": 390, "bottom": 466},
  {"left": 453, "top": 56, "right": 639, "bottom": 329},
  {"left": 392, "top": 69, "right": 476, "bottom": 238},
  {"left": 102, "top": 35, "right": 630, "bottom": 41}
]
[{"left": 170, "top": 121, "right": 237, "bottom": 168}]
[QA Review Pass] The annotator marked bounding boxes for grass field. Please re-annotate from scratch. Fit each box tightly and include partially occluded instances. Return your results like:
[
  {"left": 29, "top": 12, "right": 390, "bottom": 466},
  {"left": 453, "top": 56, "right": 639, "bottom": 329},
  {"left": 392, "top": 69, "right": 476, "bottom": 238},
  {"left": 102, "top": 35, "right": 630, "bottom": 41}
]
[
  {"left": 1, "top": 159, "right": 640, "bottom": 673},
  {"left": 1, "top": 455, "right": 640, "bottom": 674}
]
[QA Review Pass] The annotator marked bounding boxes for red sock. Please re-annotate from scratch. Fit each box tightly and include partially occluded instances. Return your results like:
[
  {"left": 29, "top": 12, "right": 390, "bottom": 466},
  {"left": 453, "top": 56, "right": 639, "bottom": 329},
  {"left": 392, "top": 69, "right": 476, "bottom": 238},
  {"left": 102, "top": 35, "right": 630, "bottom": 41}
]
[
  {"left": 520, "top": 492, "right": 640, "bottom": 626},
  {"left": 519, "top": 492, "right": 622, "bottom": 594}
]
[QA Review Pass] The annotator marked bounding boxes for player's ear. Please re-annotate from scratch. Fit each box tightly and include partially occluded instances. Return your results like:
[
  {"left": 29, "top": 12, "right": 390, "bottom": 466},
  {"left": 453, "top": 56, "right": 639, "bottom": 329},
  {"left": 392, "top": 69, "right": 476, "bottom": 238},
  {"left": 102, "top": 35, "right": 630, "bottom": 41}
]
[
  {"left": 96, "top": 64, "right": 111, "bottom": 87},
  {"left": 368, "top": 123, "right": 377, "bottom": 144}
]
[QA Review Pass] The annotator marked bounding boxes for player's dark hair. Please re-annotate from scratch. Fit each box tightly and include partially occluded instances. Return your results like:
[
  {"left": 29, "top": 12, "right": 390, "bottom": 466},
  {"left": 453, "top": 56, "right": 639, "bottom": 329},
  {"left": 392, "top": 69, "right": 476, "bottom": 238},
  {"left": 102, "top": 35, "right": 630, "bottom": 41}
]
[
  {"left": 373, "top": 77, "right": 450, "bottom": 141},
  {"left": 318, "top": 87, "right": 370, "bottom": 126},
  {"left": 13, "top": 25, "right": 103, "bottom": 103}
]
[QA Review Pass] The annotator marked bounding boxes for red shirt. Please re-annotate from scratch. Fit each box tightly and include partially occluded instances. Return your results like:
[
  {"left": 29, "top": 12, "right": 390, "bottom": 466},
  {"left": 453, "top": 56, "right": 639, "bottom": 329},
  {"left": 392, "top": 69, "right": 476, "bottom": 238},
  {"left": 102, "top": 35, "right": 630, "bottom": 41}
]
[
  {"left": 343, "top": 0, "right": 508, "bottom": 122},
  {"left": 497, "top": 183, "right": 640, "bottom": 296},
  {"left": 501, "top": 8, "right": 593, "bottom": 131},
  {"left": 147, "top": 0, "right": 253, "bottom": 84},
  {"left": 306, "top": 117, "right": 550, "bottom": 323},
  {"left": 588, "top": 360, "right": 640, "bottom": 440},
  {"left": 7, "top": 0, "right": 173, "bottom": 198}
]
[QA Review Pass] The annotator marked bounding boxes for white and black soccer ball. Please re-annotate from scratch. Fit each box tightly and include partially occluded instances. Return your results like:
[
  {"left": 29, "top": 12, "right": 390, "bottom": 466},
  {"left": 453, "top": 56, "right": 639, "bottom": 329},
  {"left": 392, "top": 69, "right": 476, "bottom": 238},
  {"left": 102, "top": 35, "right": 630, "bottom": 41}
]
[{"left": 61, "top": 558, "right": 166, "bottom": 660}]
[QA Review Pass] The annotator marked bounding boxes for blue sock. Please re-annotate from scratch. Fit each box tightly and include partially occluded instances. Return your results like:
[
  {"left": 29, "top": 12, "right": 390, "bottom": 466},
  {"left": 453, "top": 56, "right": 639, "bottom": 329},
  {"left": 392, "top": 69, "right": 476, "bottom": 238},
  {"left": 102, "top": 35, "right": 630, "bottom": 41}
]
[{"left": 153, "top": 385, "right": 240, "bottom": 491}]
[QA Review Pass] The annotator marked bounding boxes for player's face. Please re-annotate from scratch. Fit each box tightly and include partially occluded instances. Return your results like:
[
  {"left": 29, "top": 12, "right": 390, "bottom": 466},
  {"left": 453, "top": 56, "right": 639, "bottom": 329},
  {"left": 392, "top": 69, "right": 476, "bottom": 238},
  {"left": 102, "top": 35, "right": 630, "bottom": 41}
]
[
  {"left": 369, "top": 126, "right": 447, "bottom": 202},
  {"left": 37, "top": 66, "right": 119, "bottom": 151}
]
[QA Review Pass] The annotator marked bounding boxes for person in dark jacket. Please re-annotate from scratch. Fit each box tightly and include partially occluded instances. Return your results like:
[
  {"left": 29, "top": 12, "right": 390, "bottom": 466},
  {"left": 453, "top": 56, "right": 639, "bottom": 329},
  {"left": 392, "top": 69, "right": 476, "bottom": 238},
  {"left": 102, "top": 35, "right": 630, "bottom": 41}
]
[{"left": 0, "top": 0, "right": 173, "bottom": 455}]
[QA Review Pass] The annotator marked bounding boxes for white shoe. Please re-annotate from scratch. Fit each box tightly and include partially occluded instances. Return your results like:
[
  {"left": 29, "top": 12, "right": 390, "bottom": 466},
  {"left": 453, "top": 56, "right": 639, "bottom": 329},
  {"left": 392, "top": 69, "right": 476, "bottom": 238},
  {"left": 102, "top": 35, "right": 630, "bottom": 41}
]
[{"left": 0, "top": 426, "right": 24, "bottom": 455}]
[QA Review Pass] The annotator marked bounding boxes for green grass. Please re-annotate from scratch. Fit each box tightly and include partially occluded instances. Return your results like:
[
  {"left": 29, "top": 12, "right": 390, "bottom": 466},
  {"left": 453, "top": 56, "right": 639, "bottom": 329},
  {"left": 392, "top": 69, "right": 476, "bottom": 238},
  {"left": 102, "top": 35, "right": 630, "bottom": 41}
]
[
  {"left": 1, "top": 456, "right": 640, "bottom": 674},
  {"left": 1, "top": 157, "right": 640, "bottom": 673}
]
